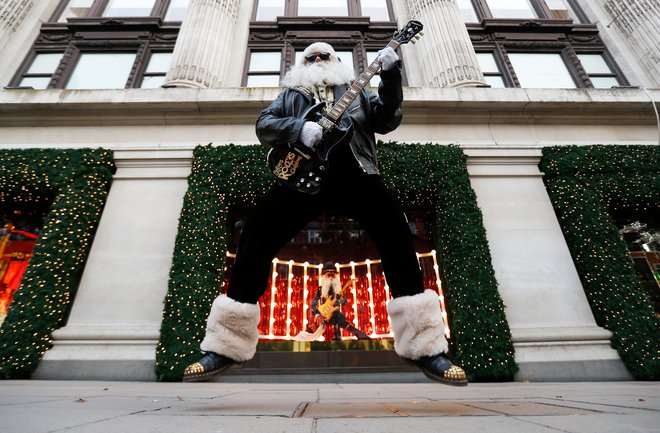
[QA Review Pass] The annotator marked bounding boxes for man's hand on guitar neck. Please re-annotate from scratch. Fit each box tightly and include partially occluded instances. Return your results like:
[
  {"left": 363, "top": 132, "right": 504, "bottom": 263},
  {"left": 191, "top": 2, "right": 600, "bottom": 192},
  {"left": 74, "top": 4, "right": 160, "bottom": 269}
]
[{"left": 377, "top": 47, "right": 399, "bottom": 71}]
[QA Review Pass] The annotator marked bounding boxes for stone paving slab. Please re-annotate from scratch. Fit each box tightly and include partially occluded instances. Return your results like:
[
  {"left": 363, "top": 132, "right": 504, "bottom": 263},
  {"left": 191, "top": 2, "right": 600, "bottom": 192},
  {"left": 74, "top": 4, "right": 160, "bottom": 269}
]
[{"left": 0, "top": 380, "right": 657, "bottom": 433}]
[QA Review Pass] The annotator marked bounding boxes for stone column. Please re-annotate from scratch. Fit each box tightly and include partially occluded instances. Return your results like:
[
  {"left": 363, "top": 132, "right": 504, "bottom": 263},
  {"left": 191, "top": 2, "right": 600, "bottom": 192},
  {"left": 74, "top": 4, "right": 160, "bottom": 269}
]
[
  {"left": 602, "top": 0, "right": 660, "bottom": 85},
  {"left": 404, "top": 0, "right": 486, "bottom": 87},
  {"left": 164, "top": 0, "right": 241, "bottom": 88},
  {"left": 467, "top": 148, "right": 632, "bottom": 381},
  {"left": 0, "top": 0, "right": 34, "bottom": 47}
]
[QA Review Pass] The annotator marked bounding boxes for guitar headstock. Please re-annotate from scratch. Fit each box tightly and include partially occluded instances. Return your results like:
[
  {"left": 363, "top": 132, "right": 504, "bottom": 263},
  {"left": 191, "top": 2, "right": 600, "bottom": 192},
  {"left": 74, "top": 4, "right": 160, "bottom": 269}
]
[{"left": 393, "top": 20, "right": 424, "bottom": 45}]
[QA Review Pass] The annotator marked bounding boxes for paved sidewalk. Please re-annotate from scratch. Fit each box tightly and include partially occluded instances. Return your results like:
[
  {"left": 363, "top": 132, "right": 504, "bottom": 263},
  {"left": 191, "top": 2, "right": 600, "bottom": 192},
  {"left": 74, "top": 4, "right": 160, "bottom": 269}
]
[{"left": 0, "top": 380, "right": 658, "bottom": 433}]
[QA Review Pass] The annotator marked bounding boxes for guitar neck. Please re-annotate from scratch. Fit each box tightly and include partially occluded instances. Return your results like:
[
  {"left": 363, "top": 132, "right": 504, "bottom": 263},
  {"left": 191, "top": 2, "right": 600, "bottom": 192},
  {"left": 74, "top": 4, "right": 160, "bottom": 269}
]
[{"left": 325, "top": 40, "right": 400, "bottom": 123}]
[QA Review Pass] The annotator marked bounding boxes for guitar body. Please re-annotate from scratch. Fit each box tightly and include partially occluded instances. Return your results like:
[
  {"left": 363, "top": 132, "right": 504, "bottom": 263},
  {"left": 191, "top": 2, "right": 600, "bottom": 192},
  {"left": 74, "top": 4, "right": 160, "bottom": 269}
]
[{"left": 267, "top": 102, "right": 354, "bottom": 195}]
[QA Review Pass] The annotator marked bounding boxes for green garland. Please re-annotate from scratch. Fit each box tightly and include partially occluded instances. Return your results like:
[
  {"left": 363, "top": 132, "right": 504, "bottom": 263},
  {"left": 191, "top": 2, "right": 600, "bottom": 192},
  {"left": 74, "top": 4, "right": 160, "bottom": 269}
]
[
  {"left": 540, "top": 145, "right": 660, "bottom": 380},
  {"left": 157, "top": 142, "right": 517, "bottom": 382},
  {"left": 0, "top": 148, "right": 115, "bottom": 379}
]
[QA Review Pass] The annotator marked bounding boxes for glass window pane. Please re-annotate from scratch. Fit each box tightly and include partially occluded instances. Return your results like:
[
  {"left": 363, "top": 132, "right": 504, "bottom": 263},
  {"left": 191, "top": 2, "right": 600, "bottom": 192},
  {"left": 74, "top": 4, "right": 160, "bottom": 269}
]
[
  {"left": 66, "top": 53, "right": 136, "bottom": 89},
  {"left": 366, "top": 51, "right": 381, "bottom": 86},
  {"left": 247, "top": 75, "right": 281, "bottom": 87},
  {"left": 146, "top": 52, "right": 173, "bottom": 73},
  {"left": 141, "top": 75, "right": 166, "bottom": 88},
  {"left": 457, "top": 0, "right": 479, "bottom": 22},
  {"left": 486, "top": 0, "right": 536, "bottom": 18},
  {"left": 164, "top": 0, "right": 189, "bottom": 21},
  {"left": 475, "top": 53, "right": 499, "bottom": 73},
  {"left": 543, "top": 0, "right": 580, "bottom": 21},
  {"left": 256, "top": 0, "right": 285, "bottom": 21},
  {"left": 27, "top": 53, "right": 63, "bottom": 74},
  {"left": 57, "top": 0, "right": 94, "bottom": 22},
  {"left": 361, "top": 0, "right": 390, "bottom": 21},
  {"left": 19, "top": 77, "right": 52, "bottom": 89},
  {"left": 577, "top": 54, "right": 612, "bottom": 74},
  {"left": 590, "top": 77, "right": 620, "bottom": 88},
  {"left": 104, "top": 0, "right": 156, "bottom": 17},
  {"left": 484, "top": 76, "right": 505, "bottom": 88},
  {"left": 249, "top": 52, "right": 281, "bottom": 72},
  {"left": 509, "top": 53, "right": 576, "bottom": 88},
  {"left": 298, "top": 0, "right": 348, "bottom": 16},
  {"left": 335, "top": 51, "right": 354, "bottom": 70}
]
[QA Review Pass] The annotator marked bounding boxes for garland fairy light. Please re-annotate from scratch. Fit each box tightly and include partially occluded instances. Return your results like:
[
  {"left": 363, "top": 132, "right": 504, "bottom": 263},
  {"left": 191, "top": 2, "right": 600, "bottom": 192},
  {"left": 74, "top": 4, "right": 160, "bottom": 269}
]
[
  {"left": 156, "top": 142, "right": 517, "bottom": 382},
  {"left": 540, "top": 145, "right": 659, "bottom": 380},
  {"left": 0, "top": 148, "right": 115, "bottom": 379}
]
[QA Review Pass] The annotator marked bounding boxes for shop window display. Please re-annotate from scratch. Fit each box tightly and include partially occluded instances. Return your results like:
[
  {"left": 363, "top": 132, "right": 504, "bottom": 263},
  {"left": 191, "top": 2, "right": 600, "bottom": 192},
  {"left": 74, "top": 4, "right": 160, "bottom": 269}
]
[
  {"left": 225, "top": 211, "right": 450, "bottom": 342},
  {"left": 618, "top": 215, "right": 660, "bottom": 315},
  {"left": 0, "top": 207, "right": 47, "bottom": 327}
]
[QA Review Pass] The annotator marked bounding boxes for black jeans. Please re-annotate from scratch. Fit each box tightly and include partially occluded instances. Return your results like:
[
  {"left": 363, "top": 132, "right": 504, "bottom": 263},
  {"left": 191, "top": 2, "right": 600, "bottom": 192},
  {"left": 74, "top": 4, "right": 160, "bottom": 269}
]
[{"left": 226, "top": 158, "right": 424, "bottom": 304}]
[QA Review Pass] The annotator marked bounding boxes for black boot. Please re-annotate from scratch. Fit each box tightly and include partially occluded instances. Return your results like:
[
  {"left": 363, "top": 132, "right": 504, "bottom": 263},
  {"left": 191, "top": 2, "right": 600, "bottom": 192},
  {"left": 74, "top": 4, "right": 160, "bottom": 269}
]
[
  {"left": 346, "top": 325, "right": 371, "bottom": 340},
  {"left": 182, "top": 352, "right": 239, "bottom": 382},
  {"left": 404, "top": 353, "right": 468, "bottom": 387}
]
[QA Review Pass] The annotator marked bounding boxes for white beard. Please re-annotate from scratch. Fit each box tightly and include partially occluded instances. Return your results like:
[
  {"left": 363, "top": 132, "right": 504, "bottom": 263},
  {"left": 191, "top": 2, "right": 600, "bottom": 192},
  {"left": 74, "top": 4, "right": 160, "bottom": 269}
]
[
  {"left": 281, "top": 61, "right": 355, "bottom": 89},
  {"left": 320, "top": 275, "right": 341, "bottom": 299}
]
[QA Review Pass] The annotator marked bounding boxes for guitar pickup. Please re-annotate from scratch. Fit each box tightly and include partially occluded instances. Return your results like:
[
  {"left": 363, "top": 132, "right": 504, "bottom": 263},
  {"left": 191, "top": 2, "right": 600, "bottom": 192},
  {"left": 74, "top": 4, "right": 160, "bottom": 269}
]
[{"left": 293, "top": 147, "right": 312, "bottom": 160}]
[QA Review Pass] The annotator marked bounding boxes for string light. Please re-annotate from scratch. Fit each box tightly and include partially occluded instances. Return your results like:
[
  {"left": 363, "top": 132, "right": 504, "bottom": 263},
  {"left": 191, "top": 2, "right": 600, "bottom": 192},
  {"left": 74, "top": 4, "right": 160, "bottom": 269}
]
[
  {"left": 0, "top": 148, "right": 115, "bottom": 379},
  {"left": 541, "top": 144, "right": 660, "bottom": 380}
]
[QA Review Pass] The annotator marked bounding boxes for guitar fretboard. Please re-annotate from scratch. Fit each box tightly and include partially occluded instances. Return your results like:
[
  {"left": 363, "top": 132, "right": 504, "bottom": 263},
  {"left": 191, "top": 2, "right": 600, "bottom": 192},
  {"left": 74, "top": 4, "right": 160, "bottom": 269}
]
[{"left": 324, "top": 40, "right": 400, "bottom": 123}]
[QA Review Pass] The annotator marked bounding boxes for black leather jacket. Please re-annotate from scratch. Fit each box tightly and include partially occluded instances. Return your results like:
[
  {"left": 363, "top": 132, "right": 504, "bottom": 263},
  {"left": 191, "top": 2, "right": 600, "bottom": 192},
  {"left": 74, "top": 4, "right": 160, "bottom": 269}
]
[{"left": 255, "top": 67, "right": 403, "bottom": 175}]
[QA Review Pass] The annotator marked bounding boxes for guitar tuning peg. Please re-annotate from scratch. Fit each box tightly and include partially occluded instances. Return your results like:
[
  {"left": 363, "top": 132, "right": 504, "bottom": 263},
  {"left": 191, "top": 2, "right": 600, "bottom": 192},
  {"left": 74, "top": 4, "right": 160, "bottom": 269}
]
[
  {"left": 420, "top": 31, "right": 425, "bottom": 36},
  {"left": 410, "top": 39, "right": 416, "bottom": 44},
  {"left": 415, "top": 35, "right": 421, "bottom": 40}
]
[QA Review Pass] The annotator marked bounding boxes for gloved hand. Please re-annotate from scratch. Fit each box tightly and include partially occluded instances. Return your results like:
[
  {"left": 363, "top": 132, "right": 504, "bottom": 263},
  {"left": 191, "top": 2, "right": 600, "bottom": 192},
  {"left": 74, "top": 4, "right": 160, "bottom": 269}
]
[
  {"left": 300, "top": 121, "right": 323, "bottom": 148},
  {"left": 377, "top": 46, "right": 399, "bottom": 71}
]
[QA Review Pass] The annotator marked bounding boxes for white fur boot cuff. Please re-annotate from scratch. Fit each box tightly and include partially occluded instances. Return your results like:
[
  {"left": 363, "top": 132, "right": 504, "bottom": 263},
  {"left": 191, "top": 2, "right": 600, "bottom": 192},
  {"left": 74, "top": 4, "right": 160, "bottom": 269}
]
[
  {"left": 200, "top": 295, "right": 261, "bottom": 362},
  {"left": 387, "top": 289, "right": 448, "bottom": 360}
]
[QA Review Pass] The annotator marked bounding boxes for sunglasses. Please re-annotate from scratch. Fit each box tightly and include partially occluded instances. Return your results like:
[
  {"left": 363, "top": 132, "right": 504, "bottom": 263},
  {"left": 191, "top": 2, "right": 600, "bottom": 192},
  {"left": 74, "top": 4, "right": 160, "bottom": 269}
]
[{"left": 305, "top": 52, "right": 331, "bottom": 62}]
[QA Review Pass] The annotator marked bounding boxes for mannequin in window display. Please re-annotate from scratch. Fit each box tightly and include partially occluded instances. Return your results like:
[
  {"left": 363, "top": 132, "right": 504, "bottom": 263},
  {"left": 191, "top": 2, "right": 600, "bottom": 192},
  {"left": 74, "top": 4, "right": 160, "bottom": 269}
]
[
  {"left": 183, "top": 42, "right": 468, "bottom": 386},
  {"left": 308, "top": 262, "right": 370, "bottom": 340}
]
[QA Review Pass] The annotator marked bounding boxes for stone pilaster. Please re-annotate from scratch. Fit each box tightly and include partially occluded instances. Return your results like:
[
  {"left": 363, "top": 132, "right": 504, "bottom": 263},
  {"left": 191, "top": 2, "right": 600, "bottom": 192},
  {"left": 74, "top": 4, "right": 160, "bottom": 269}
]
[
  {"left": 405, "top": 0, "right": 486, "bottom": 87},
  {"left": 164, "top": 0, "right": 241, "bottom": 88}
]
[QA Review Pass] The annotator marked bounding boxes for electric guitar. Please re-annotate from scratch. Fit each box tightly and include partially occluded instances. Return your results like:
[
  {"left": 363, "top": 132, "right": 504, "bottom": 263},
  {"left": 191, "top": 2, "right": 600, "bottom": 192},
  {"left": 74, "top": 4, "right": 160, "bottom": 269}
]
[
  {"left": 317, "top": 278, "right": 357, "bottom": 321},
  {"left": 267, "top": 20, "right": 424, "bottom": 194}
]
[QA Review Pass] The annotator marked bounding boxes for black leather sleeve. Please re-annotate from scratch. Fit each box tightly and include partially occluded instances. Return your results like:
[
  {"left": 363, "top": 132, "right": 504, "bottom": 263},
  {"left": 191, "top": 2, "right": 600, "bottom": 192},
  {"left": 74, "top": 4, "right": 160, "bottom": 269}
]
[
  {"left": 369, "top": 65, "right": 404, "bottom": 134},
  {"left": 255, "top": 89, "right": 308, "bottom": 148}
]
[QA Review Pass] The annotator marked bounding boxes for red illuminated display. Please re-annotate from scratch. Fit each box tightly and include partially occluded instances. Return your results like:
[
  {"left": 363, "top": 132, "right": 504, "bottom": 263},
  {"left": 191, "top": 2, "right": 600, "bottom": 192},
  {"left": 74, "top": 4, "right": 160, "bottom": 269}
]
[{"left": 226, "top": 252, "right": 450, "bottom": 341}]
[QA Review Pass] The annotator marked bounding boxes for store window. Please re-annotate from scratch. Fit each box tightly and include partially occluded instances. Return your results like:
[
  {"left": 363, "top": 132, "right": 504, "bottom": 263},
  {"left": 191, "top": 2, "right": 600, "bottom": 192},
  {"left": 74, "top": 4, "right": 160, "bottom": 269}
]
[
  {"left": 485, "top": 0, "right": 536, "bottom": 19},
  {"left": 246, "top": 0, "right": 401, "bottom": 87},
  {"left": 466, "top": 0, "right": 627, "bottom": 88},
  {"left": 225, "top": 212, "right": 449, "bottom": 342},
  {"left": 246, "top": 51, "right": 282, "bottom": 87},
  {"left": 140, "top": 52, "right": 173, "bottom": 88},
  {"left": 543, "top": 0, "right": 582, "bottom": 21},
  {"left": 297, "top": 0, "right": 349, "bottom": 16},
  {"left": 475, "top": 52, "right": 505, "bottom": 88},
  {"left": 0, "top": 206, "right": 48, "bottom": 327},
  {"left": 9, "top": 0, "right": 187, "bottom": 89},
  {"left": 16, "top": 52, "right": 64, "bottom": 89},
  {"left": 103, "top": 0, "right": 157, "bottom": 17},
  {"left": 617, "top": 215, "right": 660, "bottom": 315},
  {"left": 577, "top": 53, "right": 621, "bottom": 88},
  {"left": 66, "top": 52, "right": 136, "bottom": 89},
  {"left": 508, "top": 53, "right": 576, "bottom": 88}
]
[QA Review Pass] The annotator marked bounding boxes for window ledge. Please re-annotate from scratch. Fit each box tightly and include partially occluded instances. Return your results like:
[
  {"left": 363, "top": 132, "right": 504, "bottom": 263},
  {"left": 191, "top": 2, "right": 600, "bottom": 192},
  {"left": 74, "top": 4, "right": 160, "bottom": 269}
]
[{"left": 0, "top": 87, "right": 657, "bottom": 127}]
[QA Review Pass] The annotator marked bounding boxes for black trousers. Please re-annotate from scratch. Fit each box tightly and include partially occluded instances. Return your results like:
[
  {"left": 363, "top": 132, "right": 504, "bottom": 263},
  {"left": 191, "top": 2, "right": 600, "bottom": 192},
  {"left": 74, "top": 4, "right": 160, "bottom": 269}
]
[{"left": 226, "top": 155, "right": 424, "bottom": 304}]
